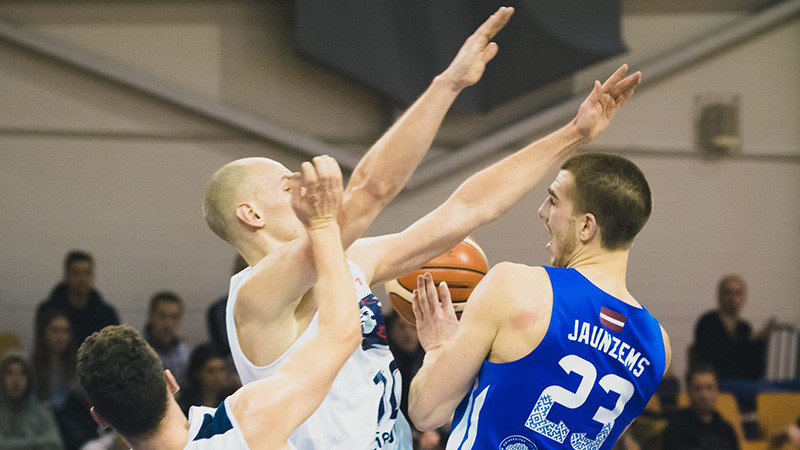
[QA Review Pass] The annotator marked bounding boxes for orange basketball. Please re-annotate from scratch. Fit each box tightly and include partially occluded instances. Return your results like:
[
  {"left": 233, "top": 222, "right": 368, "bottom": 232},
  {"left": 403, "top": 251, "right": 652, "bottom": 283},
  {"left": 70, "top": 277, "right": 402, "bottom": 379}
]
[{"left": 385, "top": 237, "right": 488, "bottom": 325}]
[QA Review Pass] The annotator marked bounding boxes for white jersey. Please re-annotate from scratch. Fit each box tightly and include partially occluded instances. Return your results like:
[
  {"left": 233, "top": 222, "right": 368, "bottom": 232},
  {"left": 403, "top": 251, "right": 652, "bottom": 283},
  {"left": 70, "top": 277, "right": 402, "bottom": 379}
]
[
  {"left": 185, "top": 398, "right": 251, "bottom": 449},
  {"left": 226, "top": 260, "right": 412, "bottom": 450}
]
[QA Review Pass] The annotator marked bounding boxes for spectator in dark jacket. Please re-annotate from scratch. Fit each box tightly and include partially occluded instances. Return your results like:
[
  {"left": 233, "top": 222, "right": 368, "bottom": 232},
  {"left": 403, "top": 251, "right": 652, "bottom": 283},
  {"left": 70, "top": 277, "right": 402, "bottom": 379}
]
[
  {"left": 664, "top": 363, "right": 739, "bottom": 450},
  {"left": 36, "top": 251, "right": 119, "bottom": 347}
]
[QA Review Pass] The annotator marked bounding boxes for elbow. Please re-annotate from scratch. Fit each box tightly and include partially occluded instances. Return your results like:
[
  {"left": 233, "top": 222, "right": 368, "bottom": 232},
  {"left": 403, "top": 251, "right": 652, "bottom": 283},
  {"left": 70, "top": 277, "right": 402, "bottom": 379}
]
[
  {"left": 409, "top": 405, "right": 447, "bottom": 432},
  {"left": 408, "top": 388, "right": 448, "bottom": 432}
]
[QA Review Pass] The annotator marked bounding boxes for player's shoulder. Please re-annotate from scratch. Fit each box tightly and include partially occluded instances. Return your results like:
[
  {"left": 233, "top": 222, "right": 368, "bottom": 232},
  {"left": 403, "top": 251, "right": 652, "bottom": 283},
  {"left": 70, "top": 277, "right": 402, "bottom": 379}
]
[
  {"left": 485, "top": 262, "right": 550, "bottom": 289},
  {"left": 476, "top": 262, "right": 552, "bottom": 306}
]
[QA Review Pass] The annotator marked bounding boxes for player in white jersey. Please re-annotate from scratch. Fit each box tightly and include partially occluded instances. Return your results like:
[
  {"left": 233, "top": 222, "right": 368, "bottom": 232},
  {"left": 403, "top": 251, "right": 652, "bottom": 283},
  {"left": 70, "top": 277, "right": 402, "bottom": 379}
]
[
  {"left": 76, "top": 158, "right": 362, "bottom": 449},
  {"left": 204, "top": 7, "right": 641, "bottom": 449}
]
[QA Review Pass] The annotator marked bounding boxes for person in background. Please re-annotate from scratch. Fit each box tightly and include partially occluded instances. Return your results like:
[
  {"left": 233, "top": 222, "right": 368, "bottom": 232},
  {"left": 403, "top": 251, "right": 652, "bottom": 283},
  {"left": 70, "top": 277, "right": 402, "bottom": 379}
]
[
  {"left": 0, "top": 351, "right": 64, "bottom": 450},
  {"left": 206, "top": 255, "right": 248, "bottom": 357},
  {"left": 31, "top": 308, "right": 76, "bottom": 410},
  {"left": 36, "top": 250, "right": 119, "bottom": 347},
  {"left": 664, "top": 362, "right": 739, "bottom": 450},
  {"left": 385, "top": 312, "right": 449, "bottom": 450},
  {"left": 177, "top": 343, "right": 237, "bottom": 415},
  {"left": 144, "top": 290, "right": 191, "bottom": 386},
  {"left": 695, "top": 274, "right": 775, "bottom": 382}
]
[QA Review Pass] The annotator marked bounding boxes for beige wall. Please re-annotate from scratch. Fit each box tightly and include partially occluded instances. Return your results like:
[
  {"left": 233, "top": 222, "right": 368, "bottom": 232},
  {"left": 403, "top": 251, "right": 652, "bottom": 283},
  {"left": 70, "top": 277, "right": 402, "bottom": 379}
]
[{"left": 0, "top": 1, "right": 798, "bottom": 383}]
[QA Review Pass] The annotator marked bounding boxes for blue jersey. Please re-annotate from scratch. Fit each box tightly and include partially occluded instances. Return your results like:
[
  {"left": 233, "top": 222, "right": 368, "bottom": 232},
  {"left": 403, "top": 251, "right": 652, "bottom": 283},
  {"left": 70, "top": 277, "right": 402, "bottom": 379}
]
[{"left": 447, "top": 267, "right": 666, "bottom": 450}]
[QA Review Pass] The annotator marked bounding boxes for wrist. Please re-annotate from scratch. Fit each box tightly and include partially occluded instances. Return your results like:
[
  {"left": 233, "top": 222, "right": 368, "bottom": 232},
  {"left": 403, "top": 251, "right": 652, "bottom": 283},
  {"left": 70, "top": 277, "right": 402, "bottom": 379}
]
[
  {"left": 564, "top": 119, "right": 591, "bottom": 146},
  {"left": 432, "top": 73, "right": 464, "bottom": 94},
  {"left": 307, "top": 217, "right": 339, "bottom": 231}
]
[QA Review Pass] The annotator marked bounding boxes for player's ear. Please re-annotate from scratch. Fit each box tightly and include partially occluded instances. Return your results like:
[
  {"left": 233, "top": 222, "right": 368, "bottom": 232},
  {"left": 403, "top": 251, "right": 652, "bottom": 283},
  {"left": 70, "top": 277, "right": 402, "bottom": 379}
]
[
  {"left": 164, "top": 369, "right": 180, "bottom": 394},
  {"left": 90, "top": 407, "right": 111, "bottom": 429},
  {"left": 235, "top": 202, "right": 265, "bottom": 229},
  {"left": 579, "top": 213, "right": 598, "bottom": 243}
]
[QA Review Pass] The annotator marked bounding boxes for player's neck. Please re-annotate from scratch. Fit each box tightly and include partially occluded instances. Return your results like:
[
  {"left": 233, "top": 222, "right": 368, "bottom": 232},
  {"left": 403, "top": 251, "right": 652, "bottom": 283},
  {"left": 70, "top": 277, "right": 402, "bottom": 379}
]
[
  {"left": 129, "top": 404, "right": 189, "bottom": 450},
  {"left": 569, "top": 248, "right": 636, "bottom": 305},
  {"left": 235, "top": 230, "right": 285, "bottom": 267}
]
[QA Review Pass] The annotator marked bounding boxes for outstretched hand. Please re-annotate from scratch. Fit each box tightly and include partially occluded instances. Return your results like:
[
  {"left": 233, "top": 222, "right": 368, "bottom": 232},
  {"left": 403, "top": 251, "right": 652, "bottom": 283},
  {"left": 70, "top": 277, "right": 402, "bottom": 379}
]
[
  {"left": 290, "top": 155, "right": 344, "bottom": 229},
  {"left": 574, "top": 64, "right": 642, "bottom": 140},
  {"left": 412, "top": 273, "right": 459, "bottom": 352},
  {"left": 439, "top": 6, "right": 514, "bottom": 91}
]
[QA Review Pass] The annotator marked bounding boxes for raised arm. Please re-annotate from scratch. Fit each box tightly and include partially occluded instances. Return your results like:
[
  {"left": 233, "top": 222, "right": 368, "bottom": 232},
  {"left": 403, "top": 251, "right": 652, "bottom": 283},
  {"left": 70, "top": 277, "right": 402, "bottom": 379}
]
[
  {"left": 350, "top": 64, "right": 641, "bottom": 284},
  {"left": 338, "top": 6, "right": 515, "bottom": 247},
  {"left": 236, "top": 7, "right": 516, "bottom": 321},
  {"left": 232, "top": 158, "right": 361, "bottom": 446}
]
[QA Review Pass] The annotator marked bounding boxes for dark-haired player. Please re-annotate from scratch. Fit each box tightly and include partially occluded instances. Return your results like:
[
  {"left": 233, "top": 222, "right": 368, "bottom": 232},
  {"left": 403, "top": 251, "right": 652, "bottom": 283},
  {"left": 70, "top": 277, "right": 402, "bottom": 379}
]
[
  {"left": 409, "top": 153, "right": 671, "bottom": 450},
  {"left": 203, "top": 5, "right": 641, "bottom": 446},
  {"left": 77, "top": 158, "right": 359, "bottom": 448}
]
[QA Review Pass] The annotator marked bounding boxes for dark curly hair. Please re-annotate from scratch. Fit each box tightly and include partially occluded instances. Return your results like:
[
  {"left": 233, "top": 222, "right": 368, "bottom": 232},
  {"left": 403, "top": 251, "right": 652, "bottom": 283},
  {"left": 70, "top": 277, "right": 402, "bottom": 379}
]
[{"left": 77, "top": 325, "right": 167, "bottom": 439}]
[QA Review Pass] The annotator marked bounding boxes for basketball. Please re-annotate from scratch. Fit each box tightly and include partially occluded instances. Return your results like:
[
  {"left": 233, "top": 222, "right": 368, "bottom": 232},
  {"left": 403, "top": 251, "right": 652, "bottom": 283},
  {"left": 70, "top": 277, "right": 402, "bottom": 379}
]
[{"left": 385, "top": 237, "right": 489, "bottom": 325}]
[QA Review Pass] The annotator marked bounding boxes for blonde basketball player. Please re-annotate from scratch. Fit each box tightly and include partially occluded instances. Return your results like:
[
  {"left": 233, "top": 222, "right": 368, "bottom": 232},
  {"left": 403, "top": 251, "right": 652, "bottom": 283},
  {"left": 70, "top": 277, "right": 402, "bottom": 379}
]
[{"left": 77, "top": 158, "right": 358, "bottom": 449}]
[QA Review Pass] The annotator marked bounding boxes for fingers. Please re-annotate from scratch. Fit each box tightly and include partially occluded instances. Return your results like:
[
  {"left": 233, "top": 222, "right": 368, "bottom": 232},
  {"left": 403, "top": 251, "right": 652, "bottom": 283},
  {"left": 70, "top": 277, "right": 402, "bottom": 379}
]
[
  {"left": 300, "top": 161, "right": 318, "bottom": 191},
  {"left": 610, "top": 71, "right": 641, "bottom": 99},
  {"left": 601, "top": 63, "right": 629, "bottom": 93},
  {"left": 587, "top": 80, "right": 602, "bottom": 104},
  {"left": 439, "top": 281, "right": 455, "bottom": 319},
  {"left": 482, "top": 42, "right": 500, "bottom": 65},
  {"left": 474, "top": 6, "right": 515, "bottom": 43}
]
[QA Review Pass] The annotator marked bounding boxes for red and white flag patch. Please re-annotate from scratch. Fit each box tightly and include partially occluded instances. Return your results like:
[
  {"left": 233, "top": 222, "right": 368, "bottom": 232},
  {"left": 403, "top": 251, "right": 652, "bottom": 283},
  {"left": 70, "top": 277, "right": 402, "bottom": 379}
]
[{"left": 600, "top": 307, "right": 626, "bottom": 333}]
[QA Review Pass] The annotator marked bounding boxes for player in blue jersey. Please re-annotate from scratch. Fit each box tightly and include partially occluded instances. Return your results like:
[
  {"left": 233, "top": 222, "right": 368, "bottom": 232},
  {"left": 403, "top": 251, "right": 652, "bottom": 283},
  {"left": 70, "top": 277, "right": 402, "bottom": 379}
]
[
  {"left": 75, "top": 157, "right": 362, "bottom": 449},
  {"left": 409, "top": 153, "right": 672, "bottom": 450}
]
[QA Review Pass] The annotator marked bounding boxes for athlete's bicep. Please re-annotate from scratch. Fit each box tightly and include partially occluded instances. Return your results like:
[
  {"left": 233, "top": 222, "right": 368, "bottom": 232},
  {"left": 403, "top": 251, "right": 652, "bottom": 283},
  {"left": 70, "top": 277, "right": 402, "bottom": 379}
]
[{"left": 348, "top": 200, "right": 481, "bottom": 285}]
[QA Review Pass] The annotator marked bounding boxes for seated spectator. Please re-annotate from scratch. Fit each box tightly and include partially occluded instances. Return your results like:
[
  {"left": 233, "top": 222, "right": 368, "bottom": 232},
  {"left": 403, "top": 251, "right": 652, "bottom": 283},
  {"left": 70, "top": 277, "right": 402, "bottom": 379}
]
[
  {"left": 0, "top": 351, "right": 64, "bottom": 449},
  {"left": 206, "top": 255, "right": 248, "bottom": 356},
  {"left": 31, "top": 309, "right": 76, "bottom": 410},
  {"left": 143, "top": 290, "right": 191, "bottom": 386},
  {"left": 36, "top": 250, "right": 119, "bottom": 347},
  {"left": 177, "top": 343, "right": 236, "bottom": 415},
  {"left": 695, "top": 274, "right": 775, "bottom": 381},
  {"left": 664, "top": 362, "right": 740, "bottom": 450}
]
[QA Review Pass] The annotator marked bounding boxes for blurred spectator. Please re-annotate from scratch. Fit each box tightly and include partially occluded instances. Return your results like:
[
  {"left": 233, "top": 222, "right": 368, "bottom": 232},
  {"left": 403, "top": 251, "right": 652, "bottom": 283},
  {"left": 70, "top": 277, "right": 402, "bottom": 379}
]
[
  {"left": 143, "top": 290, "right": 191, "bottom": 386},
  {"left": 36, "top": 251, "right": 119, "bottom": 347},
  {"left": 178, "top": 343, "right": 237, "bottom": 415},
  {"left": 0, "top": 351, "right": 64, "bottom": 449},
  {"left": 664, "top": 363, "right": 739, "bottom": 450},
  {"left": 31, "top": 309, "right": 76, "bottom": 410},
  {"left": 695, "top": 274, "right": 775, "bottom": 381},
  {"left": 385, "top": 312, "right": 425, "bottom": 420},
  {"left": 206, "top": 255, "right": 248, "bottom": 356},
  {"left": 53, "top": 388, "right": 99, "bottom": 450}
]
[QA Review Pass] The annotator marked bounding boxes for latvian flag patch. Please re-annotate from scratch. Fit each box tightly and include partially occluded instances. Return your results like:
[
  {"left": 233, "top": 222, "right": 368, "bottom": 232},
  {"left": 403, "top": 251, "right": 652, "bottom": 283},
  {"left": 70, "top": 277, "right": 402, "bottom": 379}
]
[{"left": 600, "top": 307, "right": 626, "bottom": 333}]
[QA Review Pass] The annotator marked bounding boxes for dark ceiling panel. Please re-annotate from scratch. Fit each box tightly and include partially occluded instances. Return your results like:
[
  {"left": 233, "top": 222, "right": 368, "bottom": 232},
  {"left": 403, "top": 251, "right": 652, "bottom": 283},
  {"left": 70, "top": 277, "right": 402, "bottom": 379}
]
[{"left": 295, "top": 0, "right": 626, "bottom": 113}]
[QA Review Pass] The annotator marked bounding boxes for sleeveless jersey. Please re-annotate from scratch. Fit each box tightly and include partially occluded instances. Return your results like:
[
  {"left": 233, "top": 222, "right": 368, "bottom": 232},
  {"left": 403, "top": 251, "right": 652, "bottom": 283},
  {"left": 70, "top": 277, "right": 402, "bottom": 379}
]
[
  {"left": 447, "top": 267, "right": 666, "bottom": 450},
  {"left": 185, "top": 398, "right": 253, "bottom": 449},
  {"left": 227, "top": 260, "right": 412, "bottom": 450}
]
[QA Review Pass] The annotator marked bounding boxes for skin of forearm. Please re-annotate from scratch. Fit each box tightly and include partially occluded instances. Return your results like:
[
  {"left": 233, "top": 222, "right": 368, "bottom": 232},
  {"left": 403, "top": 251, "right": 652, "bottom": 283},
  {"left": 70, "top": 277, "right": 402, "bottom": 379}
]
[
  {"left": 347, "top": 75, "right": 462, "bottom": 202},
  {"left": 409, "top": 347, "right": 452, "bottom": 430},
  {"left": 307, "top": 223, "right": 360, "bottom": 339},
  {"left": 450, "top": 122, "right": 586, "bottom": 220}
]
